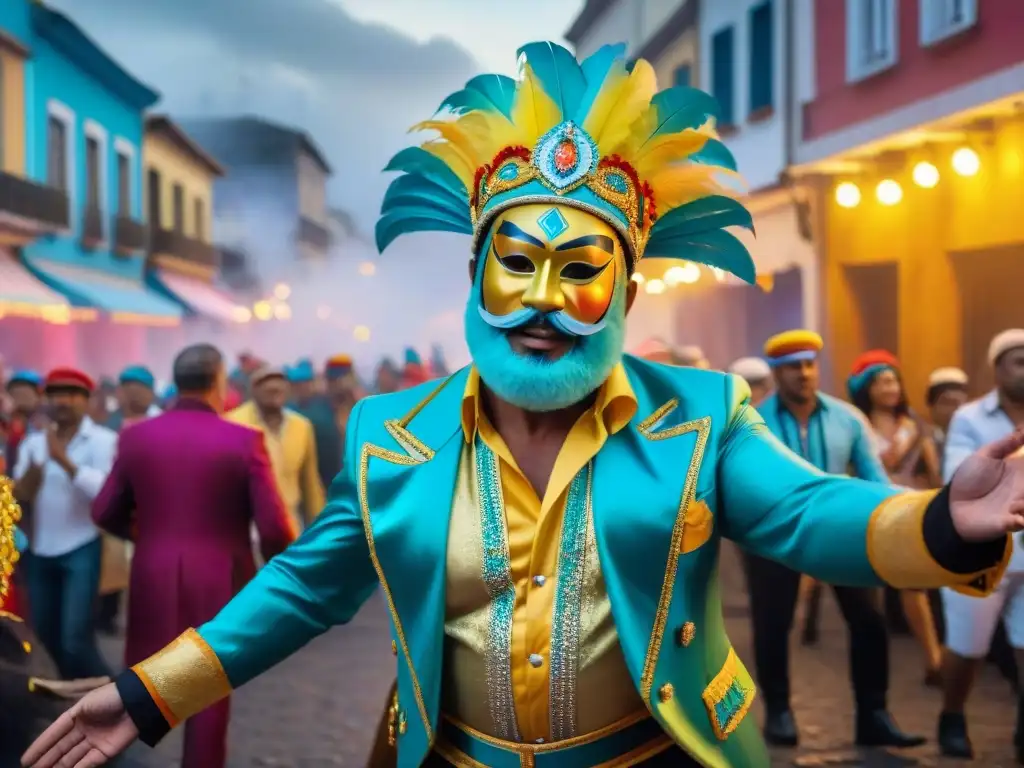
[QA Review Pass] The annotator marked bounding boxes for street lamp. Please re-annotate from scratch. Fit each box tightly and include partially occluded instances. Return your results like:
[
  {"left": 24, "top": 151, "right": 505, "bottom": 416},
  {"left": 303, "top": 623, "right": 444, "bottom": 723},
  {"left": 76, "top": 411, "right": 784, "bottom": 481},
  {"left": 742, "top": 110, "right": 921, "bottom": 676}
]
[
  {"left": 952, "top": 147, "right": 980, "bottom": 177},
  {"left": 912, "top": 161, "right": 939, "bottom": 188}
]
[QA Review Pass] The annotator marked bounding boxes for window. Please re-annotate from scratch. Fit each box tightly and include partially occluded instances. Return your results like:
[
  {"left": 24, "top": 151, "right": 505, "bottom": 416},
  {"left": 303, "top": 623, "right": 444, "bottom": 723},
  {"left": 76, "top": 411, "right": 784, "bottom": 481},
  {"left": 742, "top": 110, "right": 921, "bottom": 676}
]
[
  {"left": 85, "top": 136, "right": 100, "bottom": 209},
  {"left": 673, "top": 64, "right": 691, "bottom": 88},
  {"left": 920, "top": 0, "right": 977, "bottom": 46},
  {"left": 711, "top": 27, "right": 735, "bottom": 127},
  {"left": 172, "top": 183, "right": 184, "bottom": 232},
  {"left": 749, "top": 1, "right": 774, "bottom": 114},
  {"left": 845, "top": 0, "right": 898, "bottom": 83},
  {"left": 194, "top": 198, "right": 205, "bottom": 241},
  {"left": 116, "top": 151, "right": 130, "bottom": 216},
  {"left": 46, "top": 116, "right": 67, "bottom": 190}
]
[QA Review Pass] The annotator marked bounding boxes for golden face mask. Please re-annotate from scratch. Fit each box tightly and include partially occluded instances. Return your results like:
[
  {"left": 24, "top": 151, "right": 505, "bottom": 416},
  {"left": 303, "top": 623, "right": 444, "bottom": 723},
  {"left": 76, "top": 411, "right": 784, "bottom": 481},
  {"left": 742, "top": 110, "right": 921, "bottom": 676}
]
[{"left": 480, "top": 203, "right": 623, "bottom": 328}]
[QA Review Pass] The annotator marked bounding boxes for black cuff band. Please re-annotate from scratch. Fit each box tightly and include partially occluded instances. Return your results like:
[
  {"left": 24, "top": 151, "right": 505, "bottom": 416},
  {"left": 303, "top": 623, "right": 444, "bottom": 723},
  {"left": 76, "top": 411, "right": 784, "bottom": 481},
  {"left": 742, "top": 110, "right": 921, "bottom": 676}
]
[
  {"left": 115, "top": 669, "right": 171, "bottom": 747},
  {"left": 923, "top": 484, "right": 1007, "bottom": 575}
]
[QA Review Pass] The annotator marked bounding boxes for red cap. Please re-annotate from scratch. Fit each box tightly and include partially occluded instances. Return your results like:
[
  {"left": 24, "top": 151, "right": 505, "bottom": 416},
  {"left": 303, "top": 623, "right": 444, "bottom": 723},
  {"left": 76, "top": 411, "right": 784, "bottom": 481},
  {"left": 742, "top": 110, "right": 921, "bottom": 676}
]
[
  {"left": 45, "top": 367, "right": 95, "bottom": 394},
  {"left": 850, "top": 349, "right": 899, "bottom": 377}
]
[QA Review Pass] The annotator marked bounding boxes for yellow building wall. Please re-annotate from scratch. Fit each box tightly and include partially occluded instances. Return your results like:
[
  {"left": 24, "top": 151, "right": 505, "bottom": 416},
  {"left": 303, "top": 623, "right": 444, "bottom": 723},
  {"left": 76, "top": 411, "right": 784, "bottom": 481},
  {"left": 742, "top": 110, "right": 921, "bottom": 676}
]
[
  {"left": 650, "top": 28, "right": 698, "bottom": 91},
  {"left": 142, "top": 134, "right": 216, "bottom": 243},
  {"left": 823, "top": 119, "right": 1024, "bottom": 407},
  {"left": 0, "top": 48, "right": 27, "bottom": 175}
]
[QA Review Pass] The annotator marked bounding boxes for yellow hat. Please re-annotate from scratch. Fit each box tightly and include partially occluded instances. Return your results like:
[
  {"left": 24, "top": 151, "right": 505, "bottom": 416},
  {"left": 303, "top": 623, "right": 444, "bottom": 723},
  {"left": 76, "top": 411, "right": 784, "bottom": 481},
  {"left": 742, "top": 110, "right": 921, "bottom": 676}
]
[{"left": 763, "top": 330, "right": 823, "bottom": 367}]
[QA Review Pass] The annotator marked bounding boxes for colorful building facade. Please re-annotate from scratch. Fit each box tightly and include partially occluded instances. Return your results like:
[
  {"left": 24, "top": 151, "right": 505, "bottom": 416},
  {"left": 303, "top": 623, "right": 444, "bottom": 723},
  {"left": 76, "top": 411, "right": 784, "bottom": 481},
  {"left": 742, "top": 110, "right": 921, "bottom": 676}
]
[
  {"left": 0, "top": 0, "right": 181, "bottom": 375},
  {"left": 792, "top": 0, "right": 1024, "bottom": 401}
]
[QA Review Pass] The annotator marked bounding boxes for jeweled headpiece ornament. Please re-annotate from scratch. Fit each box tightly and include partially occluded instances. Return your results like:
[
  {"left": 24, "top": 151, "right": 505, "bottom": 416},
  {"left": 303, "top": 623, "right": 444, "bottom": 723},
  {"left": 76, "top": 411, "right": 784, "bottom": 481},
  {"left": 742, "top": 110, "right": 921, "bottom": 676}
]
[
  {"left": 377, "top": 42, "right": 756, "bottom": 282},
  {"left": 0, "top": 476, "right": 22, "bottom": 610}
]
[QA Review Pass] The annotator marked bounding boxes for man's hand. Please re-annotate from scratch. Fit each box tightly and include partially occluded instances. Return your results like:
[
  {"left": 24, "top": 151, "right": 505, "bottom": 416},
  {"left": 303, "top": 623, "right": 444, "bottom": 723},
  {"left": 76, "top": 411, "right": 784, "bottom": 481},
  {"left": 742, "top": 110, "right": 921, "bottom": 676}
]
[
  {"left": 45, "top": 429, "right": 75, "bottom": 478},
  {"left": 14, "top": 463, "right": 43, "bottom": 502},
  {"left": 950, "top": 428, "right": 1024, "bottom": 543},
  {"left": 21, "top": 682, "right": 137, "bottom": 768}
]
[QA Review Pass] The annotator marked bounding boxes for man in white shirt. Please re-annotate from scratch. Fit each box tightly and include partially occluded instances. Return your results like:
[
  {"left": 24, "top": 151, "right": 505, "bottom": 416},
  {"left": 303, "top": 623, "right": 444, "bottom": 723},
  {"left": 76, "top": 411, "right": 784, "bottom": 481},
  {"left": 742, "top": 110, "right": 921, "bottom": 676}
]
[{"left": 13, "top": 367, "right": 117, "bottom": 680}]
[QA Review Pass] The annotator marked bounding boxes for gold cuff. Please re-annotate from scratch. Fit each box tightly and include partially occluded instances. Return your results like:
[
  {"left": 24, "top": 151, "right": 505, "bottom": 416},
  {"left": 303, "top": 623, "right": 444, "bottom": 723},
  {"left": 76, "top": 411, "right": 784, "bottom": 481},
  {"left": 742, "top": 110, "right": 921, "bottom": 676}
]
[
  {"left": 866, "top": 490, "right": 1010, "bottom": 593},
  {"left": 131, "top": 628, "right": 232, "bottom": 727}
]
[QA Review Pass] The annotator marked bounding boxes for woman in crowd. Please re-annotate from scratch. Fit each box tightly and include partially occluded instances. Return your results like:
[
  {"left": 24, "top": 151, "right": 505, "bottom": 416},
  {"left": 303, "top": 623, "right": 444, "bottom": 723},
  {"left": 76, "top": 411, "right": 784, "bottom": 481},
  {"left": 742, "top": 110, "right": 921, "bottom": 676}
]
[{"left": 849, "top": 350, "right": 944, "bottom": 685}]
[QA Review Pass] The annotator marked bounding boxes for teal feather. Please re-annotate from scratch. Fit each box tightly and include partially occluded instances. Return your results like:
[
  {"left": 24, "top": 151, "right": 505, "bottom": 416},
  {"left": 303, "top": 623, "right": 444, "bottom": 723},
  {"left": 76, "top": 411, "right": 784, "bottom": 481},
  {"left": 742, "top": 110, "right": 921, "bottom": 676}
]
[
  {"left": 517, "top": 41, "right": 586, "bottom": 119},
  {"left": 380, "top": 175, "right": 467, "bottom": 221},
  {"left": 645, "top": 229, "right": 757, "bottom": 284},
  {"left": 383, "top": 147, "right": 467, "bottom": 196},
  {"left": 644, "top": 87, "right": 720, "bottom": 142},
  {"left": 574, "top": 43, "right": 627, "bottom": 124},
  {"left": 691, "top": 138, "right": 737, "bottom": 172},
  {"left": 437, "top": 73, "right": 517, "bottom": 119},
  {"left": 648, "top": 195, "right": 754, "bottom": 239},
  {"left": 375, "top": 206, "right": 473, "bottom": 254}
]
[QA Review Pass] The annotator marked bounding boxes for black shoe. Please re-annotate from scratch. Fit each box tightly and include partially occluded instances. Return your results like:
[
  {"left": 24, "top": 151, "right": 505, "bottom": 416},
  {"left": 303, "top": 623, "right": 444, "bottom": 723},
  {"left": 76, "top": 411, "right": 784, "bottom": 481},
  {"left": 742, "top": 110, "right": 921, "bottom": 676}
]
[
  {"left": 855, "top": 709, "right": 926, "bottom": 748},
  {"left": 763, "top": 709, "right": 799, "bottom": 747},
  {"left": 937, "top": 711, "right": 973, "bottom": 758}
]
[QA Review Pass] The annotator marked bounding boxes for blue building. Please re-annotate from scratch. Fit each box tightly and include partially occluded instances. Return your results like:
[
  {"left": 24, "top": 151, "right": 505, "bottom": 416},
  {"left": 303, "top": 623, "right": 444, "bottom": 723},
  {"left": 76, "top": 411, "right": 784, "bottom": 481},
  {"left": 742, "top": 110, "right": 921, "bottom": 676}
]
[{"left": 0, "top": 0, "right": 181, "bottom": 374}]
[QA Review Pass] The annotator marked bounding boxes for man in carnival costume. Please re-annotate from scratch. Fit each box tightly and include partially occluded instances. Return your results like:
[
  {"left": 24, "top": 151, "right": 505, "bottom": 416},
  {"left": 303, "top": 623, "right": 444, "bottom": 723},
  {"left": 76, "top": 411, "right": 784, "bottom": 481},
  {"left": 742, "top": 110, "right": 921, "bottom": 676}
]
[{"left": 22, "top": 43, "right": 1024, "bottom": 768}]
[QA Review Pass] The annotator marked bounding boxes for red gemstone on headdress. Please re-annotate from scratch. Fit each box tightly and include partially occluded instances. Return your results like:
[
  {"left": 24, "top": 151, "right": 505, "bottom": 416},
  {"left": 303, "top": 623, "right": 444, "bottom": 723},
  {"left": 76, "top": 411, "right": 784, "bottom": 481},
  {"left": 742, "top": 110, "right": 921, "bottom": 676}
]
[{"left": 554, "top": 140, "right": 577, "bottom": 173}]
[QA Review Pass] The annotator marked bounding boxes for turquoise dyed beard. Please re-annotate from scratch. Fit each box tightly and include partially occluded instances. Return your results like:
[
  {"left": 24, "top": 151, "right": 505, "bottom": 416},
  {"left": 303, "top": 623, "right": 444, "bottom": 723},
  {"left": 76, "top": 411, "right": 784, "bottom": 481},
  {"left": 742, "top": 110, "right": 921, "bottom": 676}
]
[{"left": 464, "top": 264, "right": 626, "bottom": 413}]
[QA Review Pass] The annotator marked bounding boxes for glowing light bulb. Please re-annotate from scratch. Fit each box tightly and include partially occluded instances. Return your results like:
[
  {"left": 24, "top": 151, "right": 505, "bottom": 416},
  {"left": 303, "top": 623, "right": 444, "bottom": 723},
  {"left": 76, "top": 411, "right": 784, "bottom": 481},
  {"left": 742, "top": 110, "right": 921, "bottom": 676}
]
[
  {"left": 253, "top": 301, "right": 272, "bottom": 321},
  {"left": 712, "top": 267, "right": 726, "bottom": 282},
  {"left": 645, "top": 278, "right": 666, "bottom": 295},
  {"left": 273, "top": 303, "right": 292, "bottom": 320},
  {"left": 912, "top": 161, "right": 939, "bottom": 188},
  {"left": 663, "top": 266, "right": 687, "bottom": 286},
  {"left": 353, "top": 325, "right": 371, "bottom": 342},
  {"left": 273, "top": 283, "right": 291, "bottom": 300},
  {"left": 875, "top": 179, "right": 903, "bottom": 206},
  {"left": 231, "top": 306, "right": 252, "bottom": 323},
  {"left": 358, "top": 261, "right": 376, "bottom": 277},
  {"left": 678, "top": 263, "right": 701, "bottom": 284},
  {"left": 952, "top": 147, "right": 980, "bottom": 177},
  {"left": 834, "top": 182, "right": 861, "bottom": 208},
  {"left": 631, "top": 272, "right": 646, "bottom": 284}
]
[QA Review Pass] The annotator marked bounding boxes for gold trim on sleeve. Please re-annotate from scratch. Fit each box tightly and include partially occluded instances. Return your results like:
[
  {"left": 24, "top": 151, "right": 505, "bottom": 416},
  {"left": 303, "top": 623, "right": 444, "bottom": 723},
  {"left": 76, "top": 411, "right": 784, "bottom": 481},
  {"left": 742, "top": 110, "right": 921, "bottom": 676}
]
[
  {"left": 131, "top": 628, "right": 232, "bottom": 727},
  {"left": 866, "top": 490, "right": 1010, "bottom": 593}
]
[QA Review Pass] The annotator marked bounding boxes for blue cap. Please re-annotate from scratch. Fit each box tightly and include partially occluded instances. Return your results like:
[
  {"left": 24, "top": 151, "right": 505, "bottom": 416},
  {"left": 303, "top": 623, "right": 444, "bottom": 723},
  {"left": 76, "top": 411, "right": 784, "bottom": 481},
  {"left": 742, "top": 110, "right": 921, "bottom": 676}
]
[
  {"left": 7, "top": 369, "right": 43, "bottom": 390},
  {"left": 162, "top": 383, "right": 178, "bottom": 399},
  {"left": 404, "top": 348, "right": 421, "bottom": 365},
  {"left": 288, "top": 359, "right": 315, "bottom": 383},
  {"left": 119, "top": 365, "right": 155, "bottom": 389}
]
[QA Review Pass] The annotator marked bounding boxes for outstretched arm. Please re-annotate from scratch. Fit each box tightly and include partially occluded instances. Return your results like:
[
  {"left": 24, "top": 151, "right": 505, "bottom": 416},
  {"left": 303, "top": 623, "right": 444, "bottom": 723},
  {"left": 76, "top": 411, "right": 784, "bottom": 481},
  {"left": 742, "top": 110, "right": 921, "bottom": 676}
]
[
  {"left": 115, "top": 401, "right": 378, "bottom": 745},
  {"left": 718, "top": 375, "right": 1008, "bottom": 592}
]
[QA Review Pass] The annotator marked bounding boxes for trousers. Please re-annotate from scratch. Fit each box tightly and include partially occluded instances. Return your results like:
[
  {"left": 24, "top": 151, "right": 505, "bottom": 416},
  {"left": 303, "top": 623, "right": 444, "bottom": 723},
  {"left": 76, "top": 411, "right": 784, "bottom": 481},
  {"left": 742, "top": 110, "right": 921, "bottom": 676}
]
[
  {"left": 743, "top": 552, "right": 888, "bottom": 713},
  {"left": 25, "top": 538, "right": 112, "bottom": 680}
]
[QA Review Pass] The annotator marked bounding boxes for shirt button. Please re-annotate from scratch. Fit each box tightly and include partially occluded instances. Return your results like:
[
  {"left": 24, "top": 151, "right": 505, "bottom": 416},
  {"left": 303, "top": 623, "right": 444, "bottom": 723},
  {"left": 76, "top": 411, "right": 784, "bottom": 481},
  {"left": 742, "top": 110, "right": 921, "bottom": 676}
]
[
  {"left": 532, "top": 575, "right": 547, "bottom": 587},
  {"left": 528, "top": 653, "right": 544, "bottom": 668}
]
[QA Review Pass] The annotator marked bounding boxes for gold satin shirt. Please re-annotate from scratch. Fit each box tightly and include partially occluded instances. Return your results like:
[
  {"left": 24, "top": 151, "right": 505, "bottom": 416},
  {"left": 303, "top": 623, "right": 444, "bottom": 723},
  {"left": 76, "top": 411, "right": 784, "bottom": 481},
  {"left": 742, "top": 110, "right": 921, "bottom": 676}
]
[{"left": 441, "top": 364, "right": 645, "bottom": 743}]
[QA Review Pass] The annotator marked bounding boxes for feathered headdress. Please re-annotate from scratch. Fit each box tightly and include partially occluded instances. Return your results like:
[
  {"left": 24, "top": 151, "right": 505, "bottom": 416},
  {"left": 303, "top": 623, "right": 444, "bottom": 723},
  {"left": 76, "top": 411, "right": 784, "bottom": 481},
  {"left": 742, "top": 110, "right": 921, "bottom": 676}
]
[{"left": 377, "top": 42, "right": 756, "bottom": 282}]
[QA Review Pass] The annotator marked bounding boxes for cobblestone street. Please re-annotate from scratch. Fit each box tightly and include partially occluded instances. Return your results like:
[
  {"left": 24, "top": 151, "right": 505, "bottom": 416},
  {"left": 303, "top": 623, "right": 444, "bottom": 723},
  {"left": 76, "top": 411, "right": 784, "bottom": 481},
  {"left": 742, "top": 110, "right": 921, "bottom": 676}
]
[{"left": 94, "top": 544, "right": 1019, "bottom": 768}]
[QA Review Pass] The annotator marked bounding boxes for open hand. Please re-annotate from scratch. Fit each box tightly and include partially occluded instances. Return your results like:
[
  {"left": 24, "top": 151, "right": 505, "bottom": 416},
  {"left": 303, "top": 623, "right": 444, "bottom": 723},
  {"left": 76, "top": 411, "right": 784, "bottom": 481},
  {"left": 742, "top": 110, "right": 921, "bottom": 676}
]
[
  {"left": 950, "top": 428, "right": 1024, "bottom": 543},
  {"left": 45, "top": 429, "right": 68, "bottom": 466},
  {"left": 21, "top": 682, "right": 137, "bottom": 768}
]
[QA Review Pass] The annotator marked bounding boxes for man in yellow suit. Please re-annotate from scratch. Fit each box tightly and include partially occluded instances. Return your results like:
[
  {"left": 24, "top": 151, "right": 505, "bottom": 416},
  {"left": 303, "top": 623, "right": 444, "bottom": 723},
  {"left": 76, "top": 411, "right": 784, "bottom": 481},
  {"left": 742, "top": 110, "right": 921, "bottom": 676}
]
[{"left": 227, "top": 366, "right": 325, "bottom": 529}]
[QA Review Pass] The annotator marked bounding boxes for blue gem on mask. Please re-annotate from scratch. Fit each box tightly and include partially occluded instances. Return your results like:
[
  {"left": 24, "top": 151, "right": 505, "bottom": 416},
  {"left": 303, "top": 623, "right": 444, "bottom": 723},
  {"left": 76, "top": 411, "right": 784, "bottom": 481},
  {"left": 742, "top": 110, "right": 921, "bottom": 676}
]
[
  {"left": 605, "top": 172, "right": 628, "bottom": 193},
  {"left": 497, "top": 163, "right": 520, "bottom": 181},
  {"left": 537, "top": 208, "right": 569, "bottom": 241},
  {"left": 534, "top": 121, "right": 598, "bottom": 191}
]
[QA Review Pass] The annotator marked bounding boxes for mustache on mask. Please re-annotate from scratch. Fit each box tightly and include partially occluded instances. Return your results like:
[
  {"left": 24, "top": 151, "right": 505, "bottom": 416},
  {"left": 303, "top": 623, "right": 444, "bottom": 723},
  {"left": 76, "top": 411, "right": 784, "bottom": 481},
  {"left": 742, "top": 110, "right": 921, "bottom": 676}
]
[{"left": 477, "top": 304, "right": 607, "bottom": 337}]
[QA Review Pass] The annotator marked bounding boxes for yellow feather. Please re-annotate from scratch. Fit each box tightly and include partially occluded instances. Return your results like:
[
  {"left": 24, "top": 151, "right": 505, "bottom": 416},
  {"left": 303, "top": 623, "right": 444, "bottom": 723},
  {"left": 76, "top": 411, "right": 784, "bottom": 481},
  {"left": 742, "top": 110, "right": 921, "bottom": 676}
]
[
  {"left": 629, "top": 131, "right": 710, "bottom": 180},
  {"left": 584, "top": 59, "right": 658, "bottom": 156},
  {"left": 510, "top": 64, "right": 561, "bottom": 147},
  {"left": 422, "top": 140, "right": 475, "bottom": 188},
  {"left": 411, "top": 120, "right": 487, "bottom": 168},
  {"left": 648, "top": 163, "right": 742, "bottom": 210},
  {"left": 456, "top": 112, "right": 522, "bottom": 162}
]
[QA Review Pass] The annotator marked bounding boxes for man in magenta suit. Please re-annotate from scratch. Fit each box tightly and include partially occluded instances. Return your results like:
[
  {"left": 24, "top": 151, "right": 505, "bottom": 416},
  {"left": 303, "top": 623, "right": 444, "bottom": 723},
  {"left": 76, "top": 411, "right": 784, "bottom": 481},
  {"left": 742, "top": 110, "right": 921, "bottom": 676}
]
[{"left": 92, "top": 344, "right": 297, "bottom": 768}]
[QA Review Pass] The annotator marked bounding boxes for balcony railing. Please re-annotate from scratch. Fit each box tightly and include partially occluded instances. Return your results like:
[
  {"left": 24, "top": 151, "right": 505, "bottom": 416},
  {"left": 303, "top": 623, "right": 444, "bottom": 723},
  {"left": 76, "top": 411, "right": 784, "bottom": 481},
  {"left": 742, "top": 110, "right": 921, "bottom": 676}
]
[
  {"left": 150, "top": 227, "right": 218, "bottom": 268},
  {"left": 81, "top": 205, "right": 105, "bottom": 249},
  {"left": 0, "top": 171, "right": 69, "bottom": 231},
  {"left": 297, "top": 216, "right": 331, "bottom": 251},
  {"left": 113, "top": 215, "right": 147, "bottom": 256}
]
